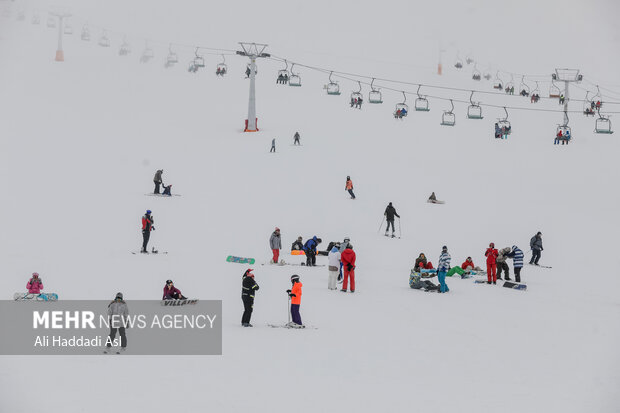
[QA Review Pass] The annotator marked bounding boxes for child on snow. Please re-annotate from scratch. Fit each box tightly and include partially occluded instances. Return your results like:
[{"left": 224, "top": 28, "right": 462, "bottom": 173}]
[
  {"left": 287, "top": 275, "right": 303, "bottom": 327},
  {"left": 27, "top": 272, "right": 43, "bottom": 294}
]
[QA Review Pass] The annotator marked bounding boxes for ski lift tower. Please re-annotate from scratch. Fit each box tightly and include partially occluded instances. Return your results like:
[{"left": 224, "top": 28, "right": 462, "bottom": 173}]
[
  {"left": 237, "top": 42, "right": 270, "bottom": 132},
  {"left": 552, "top": 68, "right": 582, "bottom": 126},
  {"left": 50, "top": 9, "right": 71, "bottom": 61}
]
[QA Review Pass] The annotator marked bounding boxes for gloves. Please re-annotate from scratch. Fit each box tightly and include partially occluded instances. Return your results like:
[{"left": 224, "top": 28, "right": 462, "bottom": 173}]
[
  {"left": 152, "top": 227, "right": 155, "bottom": 230},
  {"left": 286, "top": 289, "right": 291, "bottom": 293},
  {"left": 288, "top": 293, "right": 296, "bottom": 298}
]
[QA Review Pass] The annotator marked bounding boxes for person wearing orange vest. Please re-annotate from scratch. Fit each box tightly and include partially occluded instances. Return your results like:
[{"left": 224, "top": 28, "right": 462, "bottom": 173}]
[
  {"left": 340, "top": 244, "right": 356, "bottom": 292},
  {"left": 345, "top": 176, "right": 356, "bottom": 199},
  {"left": 287, "top": 275, "right": 303, "bottom": 326}
]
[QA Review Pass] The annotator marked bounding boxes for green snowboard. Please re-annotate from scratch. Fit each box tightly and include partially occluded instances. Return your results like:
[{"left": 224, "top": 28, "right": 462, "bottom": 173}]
[{"left": 226, "top": 255, "right": 256, "bottom": 265}]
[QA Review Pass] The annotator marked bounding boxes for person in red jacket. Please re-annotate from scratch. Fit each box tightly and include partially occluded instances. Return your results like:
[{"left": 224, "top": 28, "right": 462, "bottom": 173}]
[
  {"left": 340, "top": 244, "right": 356, "bottom": 292},
  {"left": 485, "top": 243, "right": 499, "bottom": 284},
  {"left": 461, "top": 257, "right": 476, "bottom": 271},
  {"left": 141, "top": 210, "right": 155, "bottom": 253}
]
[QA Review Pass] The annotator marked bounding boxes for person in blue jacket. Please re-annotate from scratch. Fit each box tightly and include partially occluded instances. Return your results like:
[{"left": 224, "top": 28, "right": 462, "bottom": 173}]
[{"left": 303, "top": 236, "right": 322, "bottom": 266}]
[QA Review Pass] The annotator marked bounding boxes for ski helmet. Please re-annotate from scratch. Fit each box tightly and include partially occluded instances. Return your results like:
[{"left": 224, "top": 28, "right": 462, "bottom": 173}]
[
  {"left": 146, "top": 210, "right": 152, "bottom": 214},
  {"left": 115, "top": 292, "right": 123, "bottom": 300},
  {"left": 344, "top": 237, "right": 350, "bottom": 242},
  {"left": 291, "top": 274, "right": 300, "bottom": 282}
]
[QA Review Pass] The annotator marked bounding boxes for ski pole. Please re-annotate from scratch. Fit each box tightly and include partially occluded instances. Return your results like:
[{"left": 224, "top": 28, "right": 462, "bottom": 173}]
[
  {"left": 377, "top": 216, "right": 385, "bottom": 233},
  {"left": 287, "top": 294, "right": 291, "bottom": 324},
  {"left": 398, "top": 217, "right": 402, "bottom": 238}
]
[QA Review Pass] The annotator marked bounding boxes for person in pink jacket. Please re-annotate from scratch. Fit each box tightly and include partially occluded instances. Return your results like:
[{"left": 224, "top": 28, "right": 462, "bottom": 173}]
[{"left": 27, "top": 272, "right": 43, "bottom": 294}]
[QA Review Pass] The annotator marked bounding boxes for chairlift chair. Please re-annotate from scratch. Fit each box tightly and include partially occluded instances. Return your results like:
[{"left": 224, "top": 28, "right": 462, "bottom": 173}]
[
  {"left": 165, "top": 45, "right": 178, "bottom": 68},
  {"left": 493, "top": 71, "right": 503, "bottom": 90},
  {"left": 326, "top": 71, "right": 340, "bottom": 95},
  {"left": 549, "top": 80, "right": 561, "bottom": 98},
  {"left": 519, "top": 76, "right": 530, "bottom": 97},
  {"left": 288, "top": 64, "right": 301, "bottom": 87},
  {"left": 368, "top": 78, "right": 383, "bottom": 104},
  {"left": 483, "top": 72, "right": 492, "bottom": 81},
  {"left": 98, "top": 31, "right": 110, "bottom": 48},
  {"left": 216, "top": 55, "right": 227, "bottom": 76},
  {"left": 394, "top": 92, "right": 409, "bottom": 119},
  {"left": 17, "top": 11, "right": 25, "bottom": 21},
  {"left": 455, "top": 60, "right": 463, "bottom": 69},
  {"left": 497, "top": 107, "right": 511, "bottom": 136},
  {"left": 583, "top": 91, "right": 595, "bottom": 116},
  {"left": 350, "top": 82, "right": 364, "bottom": 109},
  {"left": 467, "top": 92, "right": 483, "bottom": 119},
  {"left": 555, "top": 124, "right": 572, "bottom": 143},
  {"left": 119, "top": 40, "right": 131, "bottom": 56},
  {"left": 472, "top": 68, "right": 481, "bottom": 81},
  {"left": 440, "top": 100, "right": 456, "bottom": 126},
  {"left": 193, "top": 48, "right": 205, "bottom": 68},
  {"left": 81, "top": 25, "right": 90, "bottom": 41},
  {"left": 31, "top": 13, "right": 40, "bottom": 25},
  {"left": 466, "top": 56, "right": 474, "bottom": 65},
  {"left": 46, "top": 16, "right": 56, "bottom": 28},
  {"left": 414, "top": 85, "right": 430, "bottom": 112},
  {"left": 595, "top": 112, "right": 613, "bottom": 134},
  {"left": 64, "top": 24, "right": 73, "bottom": 35},
  {"left": 140, "top": 46, "right": 154, "bottom": 63}
]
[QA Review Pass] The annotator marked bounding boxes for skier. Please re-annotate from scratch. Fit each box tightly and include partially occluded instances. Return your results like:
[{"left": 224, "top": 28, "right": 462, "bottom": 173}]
[
  {"left": 241, "top": 269, "right": 259, "bottom": 327},
  {"left": 162, "top": 184, "right": 172, "bottom": 196},
  {"left": 496, "top": 247, "right": 511, "bottom": 281},
  {"left": 293, "top": 131, "right": 300, "bottom": 145},
  {"left": 270, "top": 138, "right": 276, "bottom": 153},
  {"left": 345, "top": 176, "right": 356, "bottom": 199},
  {"left": 105, "top": 292, "right": 128, "bottom": 353},
  {"left": 414, "top": 253, "right": 433, "bottom": 272},
  {"left": 141, "top": 210, "right": 155, "bottom": 253},
  {"left": 340, "top": 244, "right": 356, "bottom": 293},
  {"left": 162, "top": 280, "right": 186, "bottom": 300},
  {"left": 26, "top": 272, "right": 43, "bottom": 294},
  {"left": 437, "top": 246, "right": 451, "bottom": 293},
  {"left": 327, "top": 245, "right": 341, "bottom": 290},
  {"left": 506, "top": 245, "right": 524, "bottom": 283},
  {"left": 269, "top": 227, "right": 282, "bottom": 264},
  {"left": 287, "top": 275, "right": 303, "bottom": 327},
  {"left": 303, "top": 236, "right": 321, "bottom": 266},
  {"left": 153, "top": 169, "right": 163, "bottom": 194},
  {"left": 384, "top": 202, "right": 400, "bottom": 237},
  {"left": 291, "top": 236, "right": 304, "bottom": 252},
  {"left": 485, "top": 242, "right": 499, "bottom": 284},
  {"left": 529, "top": 232, "right": 543, "bottom": 265}
]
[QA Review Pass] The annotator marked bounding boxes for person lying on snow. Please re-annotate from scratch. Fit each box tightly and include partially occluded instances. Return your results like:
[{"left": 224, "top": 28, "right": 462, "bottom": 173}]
[{"left": 409, "top": 271, "right": 439, "bottom": 292}]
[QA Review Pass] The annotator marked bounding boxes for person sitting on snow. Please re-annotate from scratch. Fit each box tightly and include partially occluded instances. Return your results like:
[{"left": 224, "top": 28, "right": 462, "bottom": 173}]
[
  {"left": 162, "top": 184, "right": 172, "bottom": 196},
  {"left": 162, "top": 280, "right": 186, "bottom": 300},
  {"left": 27, "top": 272, "right": 44, "bottom": 294},
  {"left": 291, "top": 236, "right": 304, "bottom": 252},
  {"left": 414, "top": 253, "right": 434, "bottom": 272}
]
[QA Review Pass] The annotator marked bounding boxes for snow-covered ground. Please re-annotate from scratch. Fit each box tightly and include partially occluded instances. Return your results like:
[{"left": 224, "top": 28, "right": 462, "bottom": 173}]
[{"left": 1, "top": 1, "right": 619, "bottom": 412}]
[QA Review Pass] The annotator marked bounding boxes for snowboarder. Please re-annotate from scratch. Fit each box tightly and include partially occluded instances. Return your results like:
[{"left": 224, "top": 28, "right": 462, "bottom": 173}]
[
  {"left": 506, "top": 245, "right": 524, "bottom": 283},
  {"left": 26, "top": 272, "right": 43, "bottom": 294},
  {"left": 496, "top": 247, "right": 511, "bottom": 281},
  {"left": 269, "top": 227, "right": 282, "bottom": 264},
  {"left": 340, "top": 244, "right": 356, "bottom": 292},
  {"left": 287, "top": 275, "right": 303, "bottom": 327},
  {"left": 460, "top": 257, "right": 482, "bottom": 272},
  {"left": 529, "top": 232, "right": 543, "bottom": 265},
  {"left": 428, "top": 192, "right": 437, "bottom": 202},
  {"left": 162, "top": 280, "right": 186, "bottom": 300},
  {"left": 345, "top": 176, "right": 356, "bottom": 199},
  {"left": 414, "top": 253, "right": 434, "bottom": 272},
  {"left": 291, "top": 236, "right": 304, "bottom": 252},
  {"left": 327, "top": 245, "right": 341, "bottom": 290},
  {"left": 409, "top": 271, "right": 439, "bottom": 292},
  {"left": 105, "top": 292, "right": 128, "bottom": 353},
  {"left": 162, "top": 184, "right": 172, "bottom": 196},
  {"left": 153, "top": 169, "right": 163, "bottom": 194},
  {"left": 141, "top": 210, "right": 155, "bottom": 253},
  {"left": 293, "top": 131, "right": 300, "bottom": 145},
  {"left": 303, "top": 236, "right": 321, "bottom": 266},
  {"left": 485, "top": 243, "right": 499, "bottom": 284},
  {"left": 241, "top": 269, "right": 259, "bottom": 327},
  {"left": 270, "top": 138, "right": 276, "bottom": 153},
  {"left": 437, "top": 246, "right": 451, "bottom": 293},
  {"left": 384, "top": 202, "right": 400, "bottom": 237}
]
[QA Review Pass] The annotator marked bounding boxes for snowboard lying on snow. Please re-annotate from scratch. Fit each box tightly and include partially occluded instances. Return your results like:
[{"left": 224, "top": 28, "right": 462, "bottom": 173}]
[
  {"left": 14, "top": 292, "right": 58, "bottom": 301},
  {"left": 161, "top": 299, "right": 199, "bottom": 306},
  {"left": 227, "top": 256, "right": 256, "bottom": 264},
  {"left": 503, "top": 281, "right": 527, "bottom": 291},
  {"left": 427, "top": 199, "right": 445, "bottom": 204}
]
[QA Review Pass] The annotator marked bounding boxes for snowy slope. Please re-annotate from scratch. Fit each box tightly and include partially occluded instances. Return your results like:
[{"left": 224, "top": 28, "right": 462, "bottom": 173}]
[{"left": 1, "top": 1, "right": 620, "bottom": 412}]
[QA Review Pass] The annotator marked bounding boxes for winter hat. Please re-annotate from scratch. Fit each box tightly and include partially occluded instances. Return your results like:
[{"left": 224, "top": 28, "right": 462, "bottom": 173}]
[
  {"left": 166, "top": 279, "right": 173, "bottom": 285},
  {"left": 115, "top": 292, "right": 123, "bottom": 300},
  {"left": 344, "top": 237, "right": 350, "bottom": 242},
  {"left": 291, "top": 274, "right": 300, "bottom": 282},
  {"left": 442, "top": 246, "right": 448, "bottom": 251},
  {"left": 346, "top": 176, "right": 350, "bottom": 180},
  {"left": 389, "top": 202, "right": 393, "bottom": 206},
  {"left": 537, "top": 232, "right": 542, "bottom": 236},
  {"left": 275, "top": 227, "right": 280, "bottom": 232},
  {"left": 489, "top": 242, "right": 495, "bottom": 248},
  {"left": 346, "top": 243, "right": 353, "bottom": 249},
  {"left": 297, "top": 236, "right": 302, "bottom": 241},
  {"left": 146, "top": 210, "right": 152, "bottom": 214}
]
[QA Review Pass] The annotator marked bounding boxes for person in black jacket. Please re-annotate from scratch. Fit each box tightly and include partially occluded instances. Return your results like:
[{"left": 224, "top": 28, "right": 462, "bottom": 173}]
[
  {"left": 241, "top": 269, "right": 259, "bottom": 327},
  {"left": 384, "top": 202, "right": 400, "bottom": 237},
  {"left": 529, "top": 232, "right": 543, "bottom": 265},
  {"left": 291, "top": 236, "right": 304, "bottom": 252}
]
